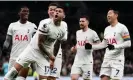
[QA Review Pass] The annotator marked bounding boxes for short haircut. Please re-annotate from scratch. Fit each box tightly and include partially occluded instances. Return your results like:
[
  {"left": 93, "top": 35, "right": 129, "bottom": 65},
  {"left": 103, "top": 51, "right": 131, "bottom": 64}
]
[
  {"left": 48, "top": 2, "right": 59, "bottom": 7},
  {"left": 80, "top": 15, "right": 90, "bottom": 21},
  {"left": 18, "top": 5, "right": 29, "bottom": 12},
  {"left": 109, "top": 8, "right": 119, "bottom": 15},
  {"left": 56, "top": 5, "right": 65, "bottom": 13}
]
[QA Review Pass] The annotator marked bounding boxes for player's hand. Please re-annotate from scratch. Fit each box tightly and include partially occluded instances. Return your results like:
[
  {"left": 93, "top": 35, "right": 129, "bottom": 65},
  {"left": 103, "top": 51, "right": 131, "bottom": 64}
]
[
  {"left": 49, "top": 56, "right": 55, "bottom": 62},
  {"left": 71, "top": 46, "right": 77, "bottom": 53},
  {"left": 1, "top": 50, "right": 7, "bottom": 57},
  {"left": 85, "top": 43, "right": 92, "bottom": 49},
  {"left": 50, "top": 60, "right": 54, "bottom": 70},
  {"left": 107, "top": 44, "right": 115, "bottom": 50},
  {"left": 49, "top": 56, "right": 55, "bottom": 69}
]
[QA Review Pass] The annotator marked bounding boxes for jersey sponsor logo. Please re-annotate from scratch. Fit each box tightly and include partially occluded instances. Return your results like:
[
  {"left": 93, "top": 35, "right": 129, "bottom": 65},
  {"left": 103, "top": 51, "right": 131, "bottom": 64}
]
[
  {"left": 15, "top": 35, "right": 28, "bottom": 41},
  {"left": 77, "top": 40, "right": 87, "bottom": 46},
  {"left": 107, "top": 38, "right": 117, "bottom": 44}
]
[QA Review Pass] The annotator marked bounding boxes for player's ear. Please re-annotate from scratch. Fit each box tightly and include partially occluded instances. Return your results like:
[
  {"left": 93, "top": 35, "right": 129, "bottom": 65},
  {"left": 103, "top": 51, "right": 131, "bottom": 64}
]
[
  {"left": 63, "top": 15, "right": 65, "bottom": 19},
  {"left": 18, "top": 12, "right": 20, "bottom": 16}
]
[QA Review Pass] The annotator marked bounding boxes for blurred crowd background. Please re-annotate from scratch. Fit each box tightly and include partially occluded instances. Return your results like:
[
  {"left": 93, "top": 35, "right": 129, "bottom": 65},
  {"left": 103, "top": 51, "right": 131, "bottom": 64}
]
[{"left": 0, "top": 1, "right": 133, "bottom": 78}]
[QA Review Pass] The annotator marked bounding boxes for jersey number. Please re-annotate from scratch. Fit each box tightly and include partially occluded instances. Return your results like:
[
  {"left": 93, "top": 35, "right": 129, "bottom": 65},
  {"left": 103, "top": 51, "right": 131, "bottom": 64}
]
[
  {"left": 87, "top": 71, "right": 90, "bottom": 76},
  {"left": 44, "top": 66, "right": 57, "bottom": 74},
  {"left": 116, "top": 69, "right": 119, "bottom": 75}
]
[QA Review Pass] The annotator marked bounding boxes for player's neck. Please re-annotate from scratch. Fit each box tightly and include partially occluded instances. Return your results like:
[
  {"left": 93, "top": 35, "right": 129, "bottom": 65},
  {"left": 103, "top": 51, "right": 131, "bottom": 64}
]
[
  {"left": 82, "top": 27, "right": 88, "bottom": 32},
  {"left": 54, "top": 20, "right": 61, "bottom": 26},
  {"left": 49, "top": 16, "right": 53, "bottom": 19},
  {"left": 111, "top": 20, "right": 118, "bottom": 27},
  {"left": 19, "top": 20, "right": 27, "bottom": 24}
]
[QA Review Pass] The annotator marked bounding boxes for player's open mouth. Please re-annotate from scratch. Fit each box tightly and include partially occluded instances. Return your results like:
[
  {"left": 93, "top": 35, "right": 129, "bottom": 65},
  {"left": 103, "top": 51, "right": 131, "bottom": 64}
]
[
  {"left": 55, "top": 15, "right": 58, "bottom": 18},
  {"left": 24, "top": 15, "right": 28, "bottom": 18}
]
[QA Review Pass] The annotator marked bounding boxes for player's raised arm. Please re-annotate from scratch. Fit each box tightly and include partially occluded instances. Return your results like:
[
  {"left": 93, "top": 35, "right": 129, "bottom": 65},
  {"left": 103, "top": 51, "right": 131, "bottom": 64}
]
[
  {"left": 2, "top": 23, "right": 13, "bottom": 56},
  {"left": 114, "top": 25, "right": 131, "bottom": 49}
]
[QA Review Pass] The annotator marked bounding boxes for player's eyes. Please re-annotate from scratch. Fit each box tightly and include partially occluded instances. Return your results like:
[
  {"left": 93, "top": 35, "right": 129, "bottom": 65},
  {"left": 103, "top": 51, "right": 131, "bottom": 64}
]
[
  {"left": 22, "top": 10, "right": 28, "bottom": 12},
  {"left": 59, "top": 10, "right": 61, "bottom": 13},
  {"left": 55, "top": 10, "right": 58, "bottom": 12}
]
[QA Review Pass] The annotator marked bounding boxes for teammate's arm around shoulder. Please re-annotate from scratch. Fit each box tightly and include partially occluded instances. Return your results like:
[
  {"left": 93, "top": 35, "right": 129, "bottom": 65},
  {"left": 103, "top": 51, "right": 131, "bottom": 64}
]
[
  {"left": 2, "top": 23, "right": 13, "bottom": 56},
  {"left": 84, "top": 30, "right": 107, "bottom": 50},
  {"left": 114, "top": 25, "right": 131, "bottom": 49}
]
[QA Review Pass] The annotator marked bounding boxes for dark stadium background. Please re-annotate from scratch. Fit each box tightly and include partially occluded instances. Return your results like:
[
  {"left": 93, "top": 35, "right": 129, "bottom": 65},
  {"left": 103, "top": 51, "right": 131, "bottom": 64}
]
[{"left": 0, "top": 1, "right": 133, "bottom": 77}]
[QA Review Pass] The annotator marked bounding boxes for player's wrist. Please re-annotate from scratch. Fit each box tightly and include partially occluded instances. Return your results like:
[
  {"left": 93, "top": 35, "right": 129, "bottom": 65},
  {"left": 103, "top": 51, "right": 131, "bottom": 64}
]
[
  {"left": 114, "top": 45, "right": 118, "bottom": 49},
  {"left": 50, "top": 56, "right": 55, "bottom": 62}
]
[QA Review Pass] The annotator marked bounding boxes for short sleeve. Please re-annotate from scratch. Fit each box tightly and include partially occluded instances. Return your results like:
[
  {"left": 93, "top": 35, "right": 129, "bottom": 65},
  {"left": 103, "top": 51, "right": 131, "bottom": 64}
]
[
  {"left": 7, "top": 23, "right": 13, "bottom": 36},
  {"left": 32, "top": 23, "right": 37, "bottom": 32},
  {"left": 121, "top": 25, "right": 130, "bottom": 41},
  {"left": 38, "top": 20, "right": 50, "bottom": 35},
  {"left": 31, "top": 23, "right": 37, "bottom": 37},
  {"left": 93, "top": 31, "right": 100, "bottom": 42}
]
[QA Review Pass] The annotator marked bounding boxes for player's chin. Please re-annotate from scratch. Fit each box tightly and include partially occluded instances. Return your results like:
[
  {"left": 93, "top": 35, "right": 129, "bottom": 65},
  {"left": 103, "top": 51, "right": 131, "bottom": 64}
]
[{"left": 55, "top": 18, "right": 62, "bottom": 21}]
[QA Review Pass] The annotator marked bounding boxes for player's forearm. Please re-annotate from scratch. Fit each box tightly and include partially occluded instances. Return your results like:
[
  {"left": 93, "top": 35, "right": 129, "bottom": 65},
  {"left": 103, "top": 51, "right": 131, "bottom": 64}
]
[
  {"left": 3, "top": 41, "right": 10, "bottom": 50},
  {"left": 38, "top": 43, "right": 55, "bottom": 61},
  {"left": 92, "top": 39, "right": 107, "bottom": 50},
  {"left": 3, "top": 35, "right": 12, "bottom": 52},
  {"left": 114, "top": 40, "right": 131, "bottom": 49}
]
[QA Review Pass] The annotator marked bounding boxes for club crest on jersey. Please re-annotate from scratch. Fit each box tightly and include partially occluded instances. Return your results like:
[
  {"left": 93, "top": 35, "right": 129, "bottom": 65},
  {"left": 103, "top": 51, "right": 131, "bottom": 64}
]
[
  {"left": 15, "top": 35, "right": 28, "bottom": 41},
  {"left": 27, "top": 29, "right": 30, "bottom": 33},
  {"left": 14, "top": 30, "right": 17, "bottom": 33},
  {"left": 107, "top": 38, "right": 117, "bottom": 44},
  {"left": 114, "top": 32, "right": 116, "bottom": 36}
]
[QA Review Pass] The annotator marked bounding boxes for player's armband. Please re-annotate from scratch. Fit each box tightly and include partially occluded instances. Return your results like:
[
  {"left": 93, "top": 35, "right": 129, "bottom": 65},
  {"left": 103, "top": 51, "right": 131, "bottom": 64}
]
[
  {"left": 121, "top": 26, "right": 131, "bottom": 41},
  {"left": 122, "top": 34, "right": 130, "bottom": 41}
]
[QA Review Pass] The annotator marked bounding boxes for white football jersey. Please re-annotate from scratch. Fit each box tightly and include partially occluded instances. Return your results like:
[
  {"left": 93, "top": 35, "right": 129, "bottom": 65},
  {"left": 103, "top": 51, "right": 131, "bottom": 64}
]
[
  {"left": 7, "top": 21, "right": 37, "bottom": 59},
  {"left": 30, "top": 18, "right": 67, "bottom": 56},
  {"left": 74, "top": 28, "right": 100, "bottom": 65},
  {"left": 104, "top": 22, "right": 130, "bottom": 60}
]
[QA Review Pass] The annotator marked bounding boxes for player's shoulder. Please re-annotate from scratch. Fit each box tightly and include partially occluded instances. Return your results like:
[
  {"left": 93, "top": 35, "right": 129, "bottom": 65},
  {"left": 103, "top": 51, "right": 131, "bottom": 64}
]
[
  {"left": 117, "top": 22, "right": 127, "bottom": 29},
  {"left": 39, "top": 18, "right": 51, "bottom": 24},
  {"left": 10, "top": 21, "right": 19, "bottom": 25},
  {"left": 27, "top": 21, "right": 37, "bottom": 30},
  {"left": 8, "top": 21, "right": 20, "bottom": 28},
  {"left": 61, "top": 21, "right": 67, "bottom": 26},
  {"left": 27, "top": 21, "right": 36, "bottom": 26},
  {"left": 76, "top": 29, "right": 82, "bottom": 34},
  {"left": 88, "top": 28, "right": 97, "bottom": 34},
  {"left": 105, "top": 25, "right": 110, "bottom": 30}
]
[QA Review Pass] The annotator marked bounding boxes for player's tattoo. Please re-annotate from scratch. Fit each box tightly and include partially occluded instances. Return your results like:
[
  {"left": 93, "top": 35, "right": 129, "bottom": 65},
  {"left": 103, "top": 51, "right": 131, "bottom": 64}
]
[{"left": 38, "top": 34, "right": 55, "bottom": 59}]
